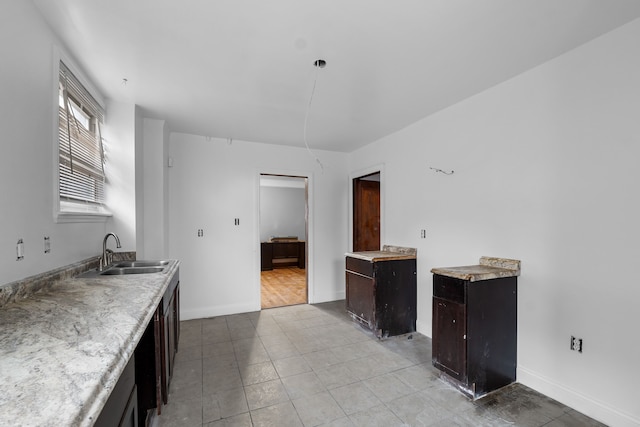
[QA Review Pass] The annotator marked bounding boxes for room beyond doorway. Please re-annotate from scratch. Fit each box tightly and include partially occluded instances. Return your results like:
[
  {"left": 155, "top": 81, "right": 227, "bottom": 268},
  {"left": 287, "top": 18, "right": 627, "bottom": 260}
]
[
  {"left": 261, "top": 267, "right": 306, "bottom": 309},
  {"left": 259, "top": 174, "right": 308, "bottom": 309}
]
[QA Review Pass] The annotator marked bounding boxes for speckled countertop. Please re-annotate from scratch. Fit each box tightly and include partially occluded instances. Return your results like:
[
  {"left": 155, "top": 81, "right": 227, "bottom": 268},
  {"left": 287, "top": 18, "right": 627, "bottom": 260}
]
[
  {"left": 0, "top": 259, "right": 179, "bottom": 427},
  {"left": 346, "top": 245, "right": 417, "bottom": 262},
  {"left": 431, "top": 256, "right": 521, "bottom": 282}
]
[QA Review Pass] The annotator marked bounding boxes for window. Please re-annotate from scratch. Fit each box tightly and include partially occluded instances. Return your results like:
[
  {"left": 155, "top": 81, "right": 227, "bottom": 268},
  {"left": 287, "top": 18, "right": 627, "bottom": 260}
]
[{"left": 57, "top": 61, "right": 109, "bottom": 218}]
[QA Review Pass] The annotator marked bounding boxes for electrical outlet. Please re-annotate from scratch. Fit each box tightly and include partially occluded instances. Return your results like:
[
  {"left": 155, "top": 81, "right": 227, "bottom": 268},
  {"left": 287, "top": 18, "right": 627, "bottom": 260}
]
[
  {"left": 570, "top": 336, "right": 583, "bottom": 353},
  {"left": 420, "top": 229, "right": 426, "bottom": 239}
]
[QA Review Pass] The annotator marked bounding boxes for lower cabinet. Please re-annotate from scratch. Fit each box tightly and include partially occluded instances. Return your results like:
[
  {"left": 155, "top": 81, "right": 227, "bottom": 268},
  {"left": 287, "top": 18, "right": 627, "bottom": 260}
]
[
  {"left": 345, "top": 256, "right": 417, "bottom": 338},
  {"left": 135, "top": 269, "right": 181, "bottom": 425},
  {"left": 94, "top": 355, "right": 138, "bottom": 427},
  {"left": 432, "top": 273, "right": 517, "bottom": 399},
  {"left": 161, "top": 273, "right": 180, "bottom": 404},
  {"left": 94, "top": 268, "right": 181, "bottom": 426}
]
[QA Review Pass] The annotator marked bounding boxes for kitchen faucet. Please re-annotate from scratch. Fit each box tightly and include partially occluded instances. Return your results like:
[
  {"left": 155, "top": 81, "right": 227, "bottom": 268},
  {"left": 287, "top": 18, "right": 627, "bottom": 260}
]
[{"left": 100, "top": 233, "right": 121, "bottom": 271}]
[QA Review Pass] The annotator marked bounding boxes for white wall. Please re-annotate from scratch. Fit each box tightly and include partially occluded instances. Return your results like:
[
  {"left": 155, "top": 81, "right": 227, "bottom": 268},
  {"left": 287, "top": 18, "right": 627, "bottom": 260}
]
[
  {"left": 168, "top": 134, "right": 348, "bottom": 319},
  {"left": 259, "top": 185, "right": 306, "bottom": 242},
  {"left": 0, "top": 1, "right": 132, "bottom": 285},
  {"left": 349, "top": 18, "right": 640, "bottom": 427},
  {"left": 103, "top": 100, "right": 137, "bottom": 251},
  {"left": 137, "top": 118, "right": 169, "bottom": 259}
]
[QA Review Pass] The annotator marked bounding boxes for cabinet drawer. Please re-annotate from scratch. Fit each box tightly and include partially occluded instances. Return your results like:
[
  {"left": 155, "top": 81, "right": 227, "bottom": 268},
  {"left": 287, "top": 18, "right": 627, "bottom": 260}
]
[
  {"left": 433, "top": 274, "right": 466, "bottom": 304},
  {"left": 346, "top": 256, "right": 373, "bottom": 277}
]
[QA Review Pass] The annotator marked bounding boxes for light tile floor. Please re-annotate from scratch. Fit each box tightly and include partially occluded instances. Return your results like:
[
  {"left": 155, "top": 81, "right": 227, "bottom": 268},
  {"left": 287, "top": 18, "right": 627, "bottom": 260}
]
[{"left": 156, "top": 301, "right": 606, "bottom": 427}]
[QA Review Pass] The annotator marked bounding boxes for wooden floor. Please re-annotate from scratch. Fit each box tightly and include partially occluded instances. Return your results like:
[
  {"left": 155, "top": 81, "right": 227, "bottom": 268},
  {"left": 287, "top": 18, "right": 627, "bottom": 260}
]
[{"left": 261, "top": 267, "right": 307, "bottom": 309}]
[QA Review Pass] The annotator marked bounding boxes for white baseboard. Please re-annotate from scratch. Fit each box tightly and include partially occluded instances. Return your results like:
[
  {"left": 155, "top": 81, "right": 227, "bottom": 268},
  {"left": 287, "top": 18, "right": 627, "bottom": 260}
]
[
  {"left": 518, "top": 366, "right": 640, "bottom": 427},
  {"left": 311, "top": 291, "right": 345, "bottom": 304},
  {"left": 416, "top": 319, "right": 431, "bottom": 338},
  {"left": 181, "top": 301, "right": 258, "bottom": 320},
  {"left": 182, "top": 293, "right": 349, "bottom": 321}
]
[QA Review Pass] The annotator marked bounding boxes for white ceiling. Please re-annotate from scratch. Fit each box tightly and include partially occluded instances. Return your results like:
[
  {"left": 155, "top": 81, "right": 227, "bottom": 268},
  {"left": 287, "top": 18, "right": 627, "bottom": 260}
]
[{"left": 33, "top": 0, "right": 640, "bottom": 152}]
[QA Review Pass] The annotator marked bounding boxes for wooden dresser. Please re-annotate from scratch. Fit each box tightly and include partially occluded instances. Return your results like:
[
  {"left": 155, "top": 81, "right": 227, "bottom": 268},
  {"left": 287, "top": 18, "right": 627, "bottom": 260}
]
[{"left": 261, "top": 238, "right": 305, "bottom": 270}]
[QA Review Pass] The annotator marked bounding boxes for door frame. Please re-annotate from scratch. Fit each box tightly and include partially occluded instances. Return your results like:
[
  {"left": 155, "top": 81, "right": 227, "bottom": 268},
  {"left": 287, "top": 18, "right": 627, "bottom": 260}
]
[
  {"left": 349, "top": 164, "right": 385, "bottom": 252},
  {"left": 256, "top": 169, "right": 313, "bottom": 309}
]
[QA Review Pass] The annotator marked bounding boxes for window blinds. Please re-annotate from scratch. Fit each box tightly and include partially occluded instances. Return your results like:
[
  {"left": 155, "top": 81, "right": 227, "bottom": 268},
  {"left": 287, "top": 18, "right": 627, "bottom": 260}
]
[{"left": 58, "top": 61, "right": 106, "bottom": 206}]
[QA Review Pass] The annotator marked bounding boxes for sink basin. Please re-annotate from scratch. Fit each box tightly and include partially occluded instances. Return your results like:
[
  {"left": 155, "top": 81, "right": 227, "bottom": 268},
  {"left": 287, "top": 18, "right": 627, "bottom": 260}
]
[
  {"left": 113, "top": 260, "right": 170, "bottom": 268},
  {"left": 100, "top": 266, "right": 165, "bottom": 275},
  {"left": 76, "top": 259, "right": 171, "bottom": 278}
]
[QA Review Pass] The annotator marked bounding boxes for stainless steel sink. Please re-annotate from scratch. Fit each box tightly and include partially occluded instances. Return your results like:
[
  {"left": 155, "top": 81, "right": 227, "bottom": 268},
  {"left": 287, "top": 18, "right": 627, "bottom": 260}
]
[
  {"left": 100, "top": 266, "right": 165, "bottom": 275},
  {"left": 113, "top": 260, "right": 170, "bottom": 268},
  {"left": 77, "top": 259, "right": 171, "bottom": 278}
]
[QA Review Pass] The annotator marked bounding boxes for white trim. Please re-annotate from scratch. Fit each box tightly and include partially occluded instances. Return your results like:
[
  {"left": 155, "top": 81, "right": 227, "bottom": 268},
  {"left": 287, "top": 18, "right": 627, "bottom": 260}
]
[
  {"left": 518, "top": 366, "right": 640, "bottom": 427},
  {"left": 181, "top": 302, "right": 259, "bottom": 321},
  {"left": 56, "top": 210, "right": 112, "bottom": 224},
  {"left": 416, "top": 319, "right": 431, "bottom": 338},
  {"left": 256, "top": 168, "right": 314, "bottom": 307},
  {"left": 260, "top": 175, "right": 306, "bottom": 188},
  {"left": 54, "top": 46, "right": 106, "bottom": 108},
  {"left": 52, "top": 45, "right": 111, "bottom": 223},
  {"left": 348, "top": 163, "right": 385, "bottom": 252}
]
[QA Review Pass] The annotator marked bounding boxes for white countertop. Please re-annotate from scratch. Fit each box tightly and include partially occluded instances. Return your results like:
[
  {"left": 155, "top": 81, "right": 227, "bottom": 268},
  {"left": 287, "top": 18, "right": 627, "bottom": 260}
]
[{"left": 0, "top": 260, "right": 179, "bottom": 427}]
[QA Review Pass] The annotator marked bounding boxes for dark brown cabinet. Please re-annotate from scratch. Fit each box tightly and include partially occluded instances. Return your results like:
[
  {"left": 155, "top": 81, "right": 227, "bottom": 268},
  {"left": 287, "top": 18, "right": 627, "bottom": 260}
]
[
  {"left": 161, "top": 272, "right": 180, "bottom": 404},
  {"left": 261, "top": 241, "right": 305, "bottom": 270},
  {"left": 345, "top": 255, "right": 416, "bottom": 338},
  {"left": 135, "top": 268, "right": 180, "bottom": 425},
  {"left": 94, "top": 354, "right": 138, "bottom": 427},
  {"left": 432, "top": 273, "right": 517, "bottom": 399}
]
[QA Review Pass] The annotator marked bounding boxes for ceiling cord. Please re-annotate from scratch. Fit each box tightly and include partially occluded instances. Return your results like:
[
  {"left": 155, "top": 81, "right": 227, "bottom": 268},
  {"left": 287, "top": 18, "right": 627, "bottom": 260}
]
[{"left": 303, "top": 61, "right": 325, "bottom": 172}]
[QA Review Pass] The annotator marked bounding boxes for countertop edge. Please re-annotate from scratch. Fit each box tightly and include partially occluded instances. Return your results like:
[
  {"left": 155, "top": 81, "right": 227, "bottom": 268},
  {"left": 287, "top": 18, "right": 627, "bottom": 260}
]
[
  {"left": 431, "top": 257, "right": 521, "bottom": 282},
  {"left": 346, "top": 252, "right": 417, "bottom": 262},
  {"left": 430, "top": 267, "right": 520, "bottom": 282},
  {"left": 78, "top": 260, "right": 180, "bottom": 426},
  {"left": 0, "top": 258, "right": 180, "bottom": 427}
]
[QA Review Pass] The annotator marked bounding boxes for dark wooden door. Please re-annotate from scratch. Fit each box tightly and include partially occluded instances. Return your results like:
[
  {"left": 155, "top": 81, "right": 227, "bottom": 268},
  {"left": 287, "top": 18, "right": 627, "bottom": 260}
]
[
  {"left": 432, "top": 297, "right": 467, "bottom": 381},
  {"left": 353, "top": 177, "right": 380, "bottom": 252}
]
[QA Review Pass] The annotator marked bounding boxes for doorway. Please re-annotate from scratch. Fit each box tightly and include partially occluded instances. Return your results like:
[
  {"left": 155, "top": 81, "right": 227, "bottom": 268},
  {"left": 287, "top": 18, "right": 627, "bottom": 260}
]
[
  {"left": 353, "top": 172, "right": 381, "bottom": 252},
  {"left": 259, "top": 174, "right": 308, "bottom": 308}
]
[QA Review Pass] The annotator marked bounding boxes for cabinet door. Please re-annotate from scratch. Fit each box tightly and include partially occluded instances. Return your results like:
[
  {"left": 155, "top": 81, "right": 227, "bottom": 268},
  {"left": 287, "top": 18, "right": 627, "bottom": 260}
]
[
  {"left": 173, "top": 283, "right": 180, "bottom": 351},
  {"left": 432, "top": 297, "right": 466, "bottom": 381},
  {"left": 119, "top": 386, "right": 138, "bottom": 427},
  {"left": 167, "top": 295, "right": 175, "bottom": 374},
  {"left": 153, "top": 308, "right": 163, "bottom": 412},
  {"left": 162, "top": 293, "right": 176, "bottom": 404},
  {"left": 95, "top": 355, "right": 136, "bottom": 427},
  {"left": 346, "top": 271, "right": 375, "bottom": 328}
]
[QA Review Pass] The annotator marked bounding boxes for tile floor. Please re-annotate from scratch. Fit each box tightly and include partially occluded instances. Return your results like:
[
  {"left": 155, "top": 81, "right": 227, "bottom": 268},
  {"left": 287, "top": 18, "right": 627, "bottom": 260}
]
[{"left": 155, "top": 301, "right": 605, "bottom": 427}]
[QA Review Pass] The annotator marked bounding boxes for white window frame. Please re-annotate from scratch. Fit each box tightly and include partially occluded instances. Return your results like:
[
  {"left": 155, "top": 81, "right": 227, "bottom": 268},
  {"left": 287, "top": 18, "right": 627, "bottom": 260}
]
[{"left": 52, "top": 47, "right": 111, "bottom": 223}]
